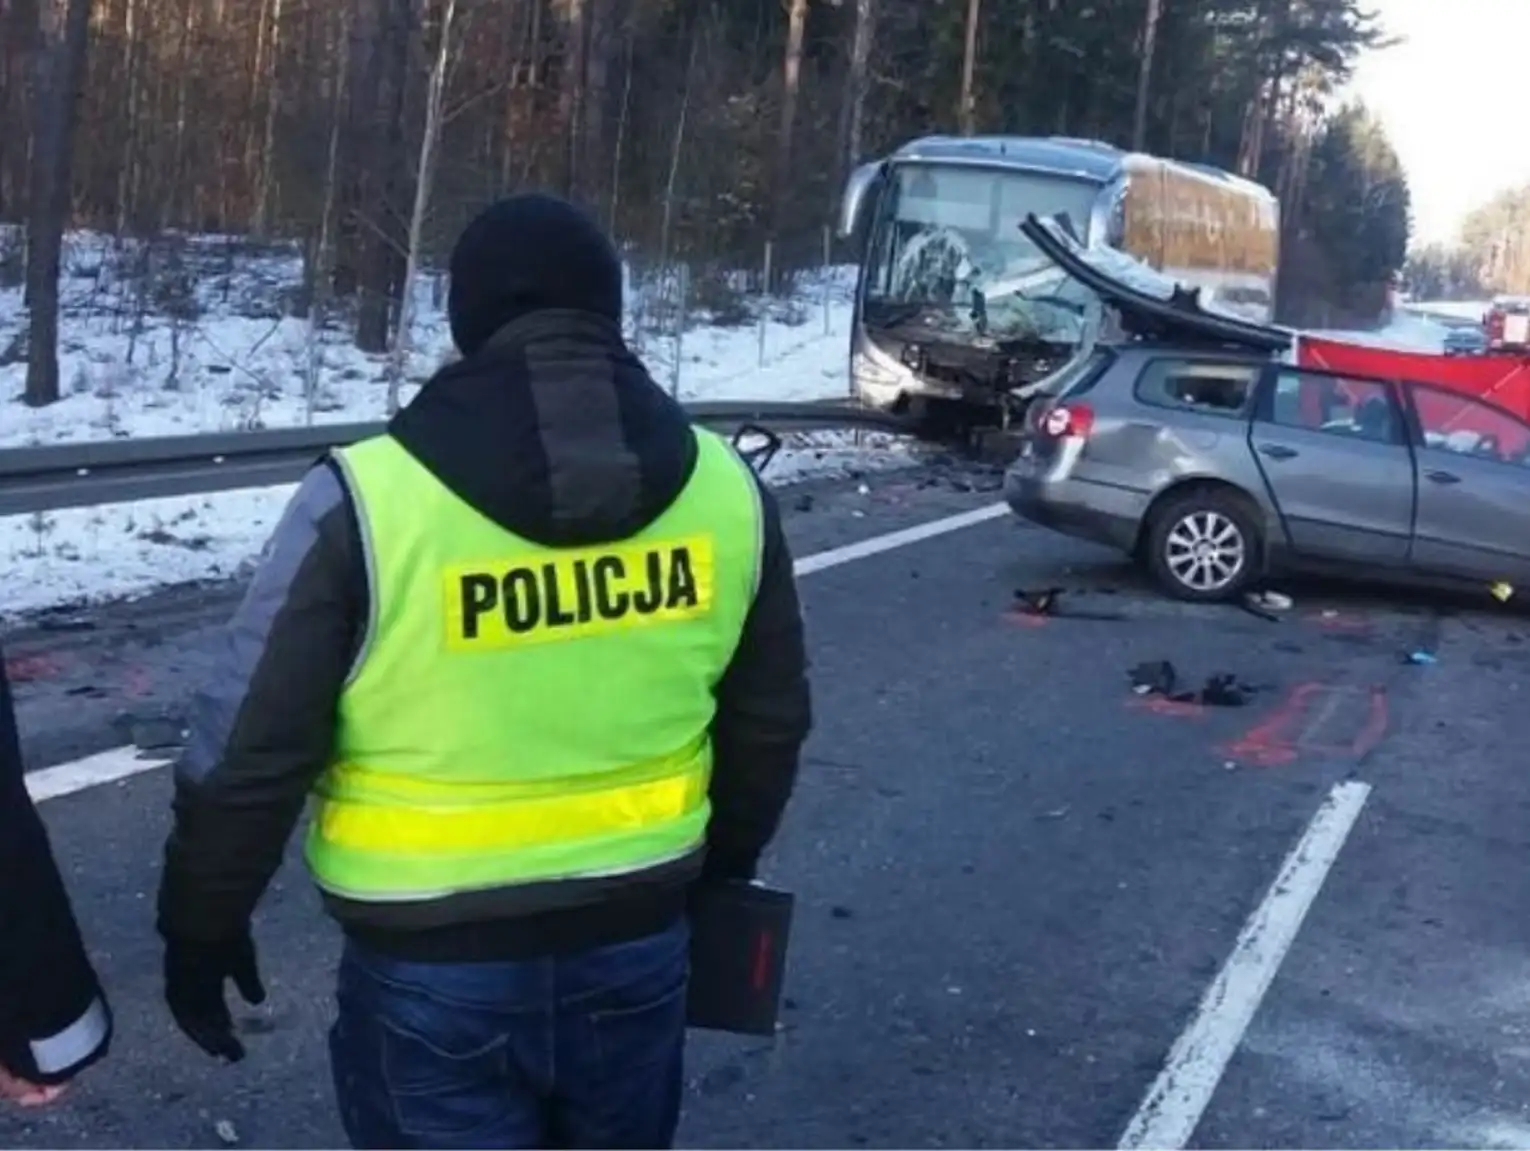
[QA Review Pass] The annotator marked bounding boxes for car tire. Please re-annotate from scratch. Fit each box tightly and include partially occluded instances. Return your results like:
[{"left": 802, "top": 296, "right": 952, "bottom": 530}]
[{"left": 1144, "top": 488, "right": 1262, "bottom": 603}]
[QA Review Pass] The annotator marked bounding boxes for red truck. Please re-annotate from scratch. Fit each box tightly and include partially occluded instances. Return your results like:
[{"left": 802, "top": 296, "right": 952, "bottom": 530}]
[{"left": 1485, "top": 296, "right": 1530, "bottom": 352}]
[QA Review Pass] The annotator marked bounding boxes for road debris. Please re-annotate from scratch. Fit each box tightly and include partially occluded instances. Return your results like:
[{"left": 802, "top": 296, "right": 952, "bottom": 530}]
[
  {"left": 1014, "top": 587, "right": 1063, "bottom": 617},
  {"left": 1239, "top": 589, "right": 1291, "bottom": 622},
  {"left": 1199, "top": 673, "right": 1252, "bottom": 707},
  {"left": 1404, "top": 649, "right": 1437, "bottom": 665},
  {"left": 1129, "top": 661, "right": 1263, "bottom": 706},
  {"left": 1012, "top": 587, "right": 1127, "bottom": 622},
  {"left": 1129, "top": 660, "right": 1182, "bottom": 697},
  {"left": 1246, "top": 589, "right": 1293, "bottom": 612},
  {"left": 214, "top": 1119, "right": 239, "bottom": 1146},
  {"left": 1490, "top": 581, "right": 1515, "bottom": 604}
]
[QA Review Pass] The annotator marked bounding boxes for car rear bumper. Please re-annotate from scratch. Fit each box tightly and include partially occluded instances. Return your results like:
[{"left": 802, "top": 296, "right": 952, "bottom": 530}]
[{"left": 1003, "top": 469, "right": 1147, "bottom": 553}]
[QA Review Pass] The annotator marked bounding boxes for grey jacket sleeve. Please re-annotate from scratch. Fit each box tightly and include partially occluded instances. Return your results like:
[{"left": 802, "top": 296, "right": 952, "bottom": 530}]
[
  {"left": 705, "top": 477, "right": 812, "bottom": 879},
  {"left": 157, "top": 462, "right": 365, "bottom": 942}
]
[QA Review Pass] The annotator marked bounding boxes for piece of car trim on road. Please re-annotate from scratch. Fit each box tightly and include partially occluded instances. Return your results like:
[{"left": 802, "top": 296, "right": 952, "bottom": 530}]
[
  {"left": 1118, "top": 779, "right": 1373, "bottom": 1150},
  {"left": 25, "top": 501, "right": 1012, "bottom": 804}
]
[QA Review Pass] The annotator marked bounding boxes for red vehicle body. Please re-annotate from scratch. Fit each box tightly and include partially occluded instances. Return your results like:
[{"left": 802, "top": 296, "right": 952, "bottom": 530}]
[{"left": 1297, "top": 334, "right": 1530, "bottom": 454}]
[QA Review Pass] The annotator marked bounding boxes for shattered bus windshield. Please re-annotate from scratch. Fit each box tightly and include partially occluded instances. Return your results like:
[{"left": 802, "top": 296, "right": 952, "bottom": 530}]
[{"left": 863, "top": 164, "right": 1103, "bottom": 343}]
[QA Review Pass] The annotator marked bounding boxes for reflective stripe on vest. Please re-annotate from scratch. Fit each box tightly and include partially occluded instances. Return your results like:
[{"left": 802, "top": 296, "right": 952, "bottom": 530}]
[{"left": 307, "top": 428, "right": 763, "bottom": 904}]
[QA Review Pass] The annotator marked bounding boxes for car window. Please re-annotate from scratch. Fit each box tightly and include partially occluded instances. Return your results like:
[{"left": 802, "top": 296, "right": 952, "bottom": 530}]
[
  {"left": 1263, "top": 370, "right": 1401, "bottom": 445},
  {"left": 1050, "top": 348, "right": 1113, "bottom": 399},
  {"left": 1408, "top": 383, "right": 1530, "bottom": 466},
  {"left": 1133, "top": 359, "right": 1260, "bottom": 418}
]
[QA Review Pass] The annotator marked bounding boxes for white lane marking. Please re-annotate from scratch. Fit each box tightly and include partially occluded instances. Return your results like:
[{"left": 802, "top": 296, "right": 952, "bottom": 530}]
[
  {"left": 26, "top": 500, "right": 1013, "bottom": 804},
  {"left": 793, "top": 502, "right": 1008, "bottom": 576},
  {"left": 26, "top": 744, "right": 174, "bottom": 803},
  {"left": 1118, "top": 779, "right": 1373, "bottom": 1150}
]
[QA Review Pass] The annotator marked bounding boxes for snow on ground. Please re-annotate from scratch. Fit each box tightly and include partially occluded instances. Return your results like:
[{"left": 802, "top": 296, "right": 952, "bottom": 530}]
[
  {"left": 0, "top": 230, "right": 857, "bottom": 448},
  {"left": 0, "top": 228, "right": 911, "bottom": 617},
  {"left": 0, "top": 433, "right": 915, "bottom": 618}
]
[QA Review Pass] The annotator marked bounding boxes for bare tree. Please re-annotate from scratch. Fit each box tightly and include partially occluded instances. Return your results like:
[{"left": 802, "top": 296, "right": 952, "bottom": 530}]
[
  {"left": 770, "top": 0, "right": 809, "bottom": 251},
  {"left": 1131, "top": 0, "right": 1162, "bottom": 151},
  {"left": 837, "top": 0, "right": 875, "bottom": 181},
  {"left": 386, "top": 0, "right": 460, "bottom": 414},
  {"left": 958, "top": 0, "right": 981, "bottom": 135},
  {"left": 24, "top": 0, "right": 92, "bottom": 407}
]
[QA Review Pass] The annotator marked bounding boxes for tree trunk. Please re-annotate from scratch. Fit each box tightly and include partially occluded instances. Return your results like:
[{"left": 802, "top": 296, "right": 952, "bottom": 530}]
[
  {"left": 837, "top": 0, "right": 875, "bottom": 181},
  {"left": 24, "top": 0, "right": 91, "bottom": 407},
  {"left": 1131, "top": 0, "right": 1162, "bottom": 151},
  {"left": 557, "top": 0, "right": 588, "bottom": 197},
  {"left": 354, "top": 0, "right": 411, "bottom": 354},
  {"left": 771, "top": 0, "right": 808, "bottom": 245},
  {"left": 254, "top": 0, "right": 285, "bottom": 232},
  {"left": 958, "top": 0, "right": 981, "bottom": 135},
  {"left": 386, "top": 0, "right": 457, "bottom": 413}
]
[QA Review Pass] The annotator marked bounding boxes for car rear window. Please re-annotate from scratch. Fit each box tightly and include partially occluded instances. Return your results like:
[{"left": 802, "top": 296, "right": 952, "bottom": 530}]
[{"left": 1133, "top": 358, "right": 1261, "bottom": 418}]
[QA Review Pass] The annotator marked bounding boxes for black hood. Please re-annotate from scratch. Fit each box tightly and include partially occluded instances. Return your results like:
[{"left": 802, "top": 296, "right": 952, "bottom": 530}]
[{"left": 388, "top": 310, "right": 698, "bottom": 547}]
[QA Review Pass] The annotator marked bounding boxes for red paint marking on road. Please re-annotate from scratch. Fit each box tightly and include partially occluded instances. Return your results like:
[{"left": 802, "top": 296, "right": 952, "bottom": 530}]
[
  {"left": 1310, "top": 612, "right": 1370, "bottom": 634},
  {"left": 1348, "top": 686, "right": 1389, "bottom": 759},
  {"left": 1220, "top": 681, "right": 1323, "bottom": 766},
  {"left": 1220, "top": 682, "right": 1389, "bottom": 766},
  {"left": 1126, "top": 695, "right": 1206, "bottom": 719},
  {"left": 1003, "top": 609, "right": 1050, "bottom": 628},
  {"left": 4, "top": 654, "right": 64, "bottom": 684}
]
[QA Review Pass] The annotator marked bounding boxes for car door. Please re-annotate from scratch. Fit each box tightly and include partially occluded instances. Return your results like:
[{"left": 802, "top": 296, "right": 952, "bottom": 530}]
[
  {"left": 1247, "top": 367, "right": 1414, "bottom": 565},
  {"left": 1404, "top": 382, "right": 1530, "bottom": 583}
]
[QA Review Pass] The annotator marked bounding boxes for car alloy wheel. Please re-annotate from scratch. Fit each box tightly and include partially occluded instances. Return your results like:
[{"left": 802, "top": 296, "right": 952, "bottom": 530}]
[{"left": 1163, "top": 509, "right": 1246, "bottom": 594}]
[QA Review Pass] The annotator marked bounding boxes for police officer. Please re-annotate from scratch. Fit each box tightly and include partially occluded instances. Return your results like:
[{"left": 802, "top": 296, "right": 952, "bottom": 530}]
[
  {"left": 0, "top": 644, "right": 112, "bottom": 1105},
  {"left": 156, "top": 193, "right": 811, "bottom": 1149}
]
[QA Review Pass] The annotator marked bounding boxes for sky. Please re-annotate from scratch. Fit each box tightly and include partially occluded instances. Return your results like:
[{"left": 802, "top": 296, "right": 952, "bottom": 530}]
[{"left": 1346, "top": 0, "right": 1530, "bottom": 248}]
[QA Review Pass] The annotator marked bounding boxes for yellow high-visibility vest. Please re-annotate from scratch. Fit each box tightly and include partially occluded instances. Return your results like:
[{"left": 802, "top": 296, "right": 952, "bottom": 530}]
[{"left": 305, "top": 428, "right": 762, "bottom": 908}]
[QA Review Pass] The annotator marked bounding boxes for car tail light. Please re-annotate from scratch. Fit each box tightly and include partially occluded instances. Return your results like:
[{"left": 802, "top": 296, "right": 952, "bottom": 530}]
[{"left": 1042, "top": 401, "right": 1094, "bottom": 439}]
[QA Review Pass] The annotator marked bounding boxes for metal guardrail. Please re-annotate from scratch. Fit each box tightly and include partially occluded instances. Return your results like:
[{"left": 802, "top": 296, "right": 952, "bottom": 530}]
[{"left": 0, "top": 401, "right": 916, "bottom": 515}]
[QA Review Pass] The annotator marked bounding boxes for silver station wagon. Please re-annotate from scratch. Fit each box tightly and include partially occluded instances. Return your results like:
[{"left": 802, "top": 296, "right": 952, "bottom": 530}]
[{"left": 1004, "top": 218, "right": 1530, "bottom": 603}]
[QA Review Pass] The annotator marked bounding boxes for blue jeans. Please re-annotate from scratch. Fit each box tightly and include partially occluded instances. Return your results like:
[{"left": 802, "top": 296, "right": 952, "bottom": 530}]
[{"left": 328, "top": 919, "right": 690, "bottom": 1150}]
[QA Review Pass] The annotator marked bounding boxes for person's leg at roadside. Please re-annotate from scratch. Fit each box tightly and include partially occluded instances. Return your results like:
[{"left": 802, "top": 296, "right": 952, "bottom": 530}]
[
  {"left": 548, "top": 919, "right": 690, "bottom": 1150},
  {"left": 328, "top": 939, "right": 556, "bottom": 1150}
]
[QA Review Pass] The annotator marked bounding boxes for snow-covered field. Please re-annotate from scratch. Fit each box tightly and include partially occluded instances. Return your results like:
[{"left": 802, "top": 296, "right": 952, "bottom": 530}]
[{"left": 0, "top": 230, "right": 911, "bottom": 617}]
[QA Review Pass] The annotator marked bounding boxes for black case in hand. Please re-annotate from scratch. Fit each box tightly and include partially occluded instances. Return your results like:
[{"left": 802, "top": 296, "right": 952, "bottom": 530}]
[{"left": 685, "top": 881, "right": 794, "bottom": 1036}]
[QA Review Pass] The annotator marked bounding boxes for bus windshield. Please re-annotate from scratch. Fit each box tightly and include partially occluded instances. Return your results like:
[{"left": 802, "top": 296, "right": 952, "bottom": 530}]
[{"left": 863, "top": 164, "right": 1105, "bottom": 343}]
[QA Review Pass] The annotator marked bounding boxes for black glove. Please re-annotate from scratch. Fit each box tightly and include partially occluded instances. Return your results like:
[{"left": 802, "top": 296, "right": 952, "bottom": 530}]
[{"left": 162, "top": 933, "right": 266, "bottom": 1062}]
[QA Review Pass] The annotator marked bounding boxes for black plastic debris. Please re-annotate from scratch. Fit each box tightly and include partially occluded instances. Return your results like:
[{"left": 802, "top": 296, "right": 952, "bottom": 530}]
[
  {"left": 1129, "top": 660, "right": 1179, "bottom": 696},
  {"left": 1014, "top": 587, "right": 1063, "bottom": 617},
  {"left": 730, "top": 424, "right": 783, "bottom": 474},
  {"left": 1014, "top": 587, "right": 1127, "bottom": 621},
  {"left": 1130, "top": 661, "right": 1262, "bottom": 706},
  {"left": 1199, "top": 673, "right": 1250, "bottom": 707},
  {"left": 792, "top": 493, "right": 815, "bottom": 513}
]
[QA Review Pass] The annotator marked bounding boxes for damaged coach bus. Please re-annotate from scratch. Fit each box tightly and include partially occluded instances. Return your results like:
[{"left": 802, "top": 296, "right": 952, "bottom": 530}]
[{"left": 837, "top": 135, "right": 1281, "bottom": 421}]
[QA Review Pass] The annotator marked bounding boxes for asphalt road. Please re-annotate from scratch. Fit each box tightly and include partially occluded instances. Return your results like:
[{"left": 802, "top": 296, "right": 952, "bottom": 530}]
[{"left": 4, "top": 456, "right": 1529, "bottom": 1150}]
